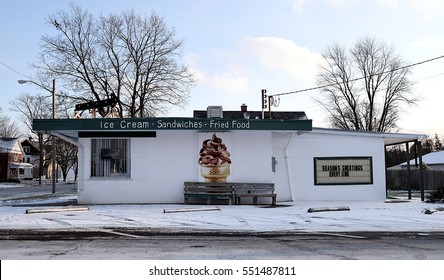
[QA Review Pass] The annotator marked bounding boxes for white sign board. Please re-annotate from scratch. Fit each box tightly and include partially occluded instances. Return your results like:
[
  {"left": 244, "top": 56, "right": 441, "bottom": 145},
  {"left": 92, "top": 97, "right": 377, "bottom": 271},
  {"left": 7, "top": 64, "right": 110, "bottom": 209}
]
[{"left": 314, "top": 157, "right": 373, "bottom": 185}]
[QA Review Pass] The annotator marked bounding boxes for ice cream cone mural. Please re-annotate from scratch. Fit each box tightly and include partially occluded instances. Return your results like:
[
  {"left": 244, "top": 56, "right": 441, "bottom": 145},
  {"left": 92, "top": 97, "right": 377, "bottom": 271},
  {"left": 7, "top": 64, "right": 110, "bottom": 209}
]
[{"left": 198, "top": 133, "right": 231, "bottom": 182}]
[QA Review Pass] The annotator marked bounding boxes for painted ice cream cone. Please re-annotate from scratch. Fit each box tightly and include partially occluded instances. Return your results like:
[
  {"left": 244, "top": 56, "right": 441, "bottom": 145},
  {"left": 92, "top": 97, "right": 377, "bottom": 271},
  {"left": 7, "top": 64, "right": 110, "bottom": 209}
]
[
  {"left": 200, "top": 164, "right": 230, "bottom": 182},
  {"left": 198, "top": 133, "right": 231, "bottom": 182}
]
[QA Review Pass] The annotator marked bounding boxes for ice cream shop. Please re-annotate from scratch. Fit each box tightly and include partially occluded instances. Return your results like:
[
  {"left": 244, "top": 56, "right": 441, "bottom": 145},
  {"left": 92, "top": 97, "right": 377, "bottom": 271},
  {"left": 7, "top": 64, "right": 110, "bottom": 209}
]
[{"left": 33, "top": 106, "right": 425, "bottom": 204}]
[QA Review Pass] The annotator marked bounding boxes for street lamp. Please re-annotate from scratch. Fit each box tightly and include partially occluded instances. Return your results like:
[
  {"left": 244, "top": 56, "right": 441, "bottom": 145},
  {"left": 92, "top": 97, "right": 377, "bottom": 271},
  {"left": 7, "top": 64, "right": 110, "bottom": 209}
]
[{"left": 18, "top": 79, "right": 57, "bottom": 194}]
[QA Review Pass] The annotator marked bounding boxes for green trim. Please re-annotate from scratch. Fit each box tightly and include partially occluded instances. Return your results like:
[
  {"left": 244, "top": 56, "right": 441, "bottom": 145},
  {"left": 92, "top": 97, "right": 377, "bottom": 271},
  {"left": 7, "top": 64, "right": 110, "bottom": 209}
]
[
  {"left": 33, "top": 117, "right": 312, "bottom": 132},
  {"left": 313, "top": 156, "right": 373, "bottom": 185},
  {"left": 78, "top": 131, "right": 156, "bottom": 138}
]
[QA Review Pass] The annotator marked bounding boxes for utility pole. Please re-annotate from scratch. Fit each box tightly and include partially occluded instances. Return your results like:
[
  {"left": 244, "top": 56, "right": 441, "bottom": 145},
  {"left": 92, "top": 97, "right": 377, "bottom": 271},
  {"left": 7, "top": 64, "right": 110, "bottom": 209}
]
[
  {"left": 51, "top": 79, "right": 56, "bottom": 194},
  {"left": 261, "top": 89, "right": 267, "bottom": 119},
  {"left": 18, "top": 79, "right": 57, "bottom": 193}
]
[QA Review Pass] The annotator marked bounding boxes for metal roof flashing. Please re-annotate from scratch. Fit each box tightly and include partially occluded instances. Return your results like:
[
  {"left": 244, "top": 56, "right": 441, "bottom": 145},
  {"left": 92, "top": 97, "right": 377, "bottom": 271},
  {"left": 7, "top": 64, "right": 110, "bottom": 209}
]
[{"left": 311, "top": 127, "right": 427, "bottom": 146}]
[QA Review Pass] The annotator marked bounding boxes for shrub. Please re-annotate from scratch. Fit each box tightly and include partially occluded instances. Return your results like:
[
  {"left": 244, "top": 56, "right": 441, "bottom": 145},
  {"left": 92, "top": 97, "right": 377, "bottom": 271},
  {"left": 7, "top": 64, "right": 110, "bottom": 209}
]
[{"left": 427, "top": 185, "right": 444, "bottom": 203}]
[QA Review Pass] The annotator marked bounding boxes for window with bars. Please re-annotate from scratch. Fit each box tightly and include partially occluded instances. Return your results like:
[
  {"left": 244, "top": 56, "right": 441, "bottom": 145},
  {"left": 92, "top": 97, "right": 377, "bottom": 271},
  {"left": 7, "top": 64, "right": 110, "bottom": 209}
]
[{"left": 91, "top": 139, "right": 130, "bottom": 177}]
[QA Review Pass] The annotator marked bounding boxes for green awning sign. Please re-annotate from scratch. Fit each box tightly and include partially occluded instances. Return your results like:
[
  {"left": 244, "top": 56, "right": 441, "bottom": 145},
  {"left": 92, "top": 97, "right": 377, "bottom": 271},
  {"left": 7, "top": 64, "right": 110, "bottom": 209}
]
[{"left": 33, "top": 118, "right": 312, "bottom": 132}]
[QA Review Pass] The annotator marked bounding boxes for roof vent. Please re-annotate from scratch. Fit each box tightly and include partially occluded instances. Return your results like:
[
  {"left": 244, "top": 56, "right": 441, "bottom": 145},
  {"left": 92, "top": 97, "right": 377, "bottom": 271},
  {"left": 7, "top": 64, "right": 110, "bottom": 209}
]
[{"left": 207, "top": 106, "right": 223, "bottom": 118}]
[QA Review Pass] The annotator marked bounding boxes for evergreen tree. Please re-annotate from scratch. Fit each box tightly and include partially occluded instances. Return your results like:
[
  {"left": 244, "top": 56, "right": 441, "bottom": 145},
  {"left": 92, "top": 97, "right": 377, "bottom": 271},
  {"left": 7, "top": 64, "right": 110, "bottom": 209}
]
[
  {"left": 433, "top": 134, "right": 444, "bottom": 151},
  {"left": 422, "top": 138, "right": 434, "bottom": 154}
]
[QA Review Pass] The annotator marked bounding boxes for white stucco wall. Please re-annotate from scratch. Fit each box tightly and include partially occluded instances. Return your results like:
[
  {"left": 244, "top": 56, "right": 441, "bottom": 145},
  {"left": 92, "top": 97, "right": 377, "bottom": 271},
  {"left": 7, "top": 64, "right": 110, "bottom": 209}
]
[
  {"left": 228, "top": 131, "right": 273, "bottom": 183},
  {"left": 77, "top": 130, "right": 273, "bottom": 204},
  {"left": 286, "top": 129, "right": 387, "bottom": 201}
]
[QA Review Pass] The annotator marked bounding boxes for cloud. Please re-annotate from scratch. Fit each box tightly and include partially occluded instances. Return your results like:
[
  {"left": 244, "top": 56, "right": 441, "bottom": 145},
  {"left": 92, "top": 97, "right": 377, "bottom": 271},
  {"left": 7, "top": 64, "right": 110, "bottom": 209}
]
[
  {"left": 377, "top": 0, "right": 399, "bottom": 8},
  {"left": 242, "top": 36, "right": 323, "bottom": 81},
  {"left": 378, "top": 0, "right": 444, "bottom": 20},
  {"left": 411, "top": 34, "right": 444, "bottom": 51},
  {"left": 407, "top": 0, "right": 444, "bottom": 20},
  {"left": 328, "top": 0, "right": 356, "bottom": 7},
  {"left": 209, "top": 74, "right": 248, "bottom": 93},
  {"left": 186, "top": 37, "right": 323, "bottom": 95},
  {"left": 293, "top": 0, "right": 359, "bottom": 12},
  {"left": 292, "top": 0, "right": 307, "bottom": 12},
  {"left": 185, "top": 52, "right": 249, "bottom": 94},
  {"left": 185, "top": 53, "right": 205, "bottom": 81}
]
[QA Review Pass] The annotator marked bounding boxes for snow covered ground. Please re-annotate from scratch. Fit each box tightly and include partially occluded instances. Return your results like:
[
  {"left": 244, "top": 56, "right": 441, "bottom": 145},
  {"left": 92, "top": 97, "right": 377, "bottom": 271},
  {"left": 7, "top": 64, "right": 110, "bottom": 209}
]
[
  {"left": 2, "top": 183, "right": 444, "bottom": 279},
  {"left": 1, "top": 182, "right": 444, "bottom": 233}
]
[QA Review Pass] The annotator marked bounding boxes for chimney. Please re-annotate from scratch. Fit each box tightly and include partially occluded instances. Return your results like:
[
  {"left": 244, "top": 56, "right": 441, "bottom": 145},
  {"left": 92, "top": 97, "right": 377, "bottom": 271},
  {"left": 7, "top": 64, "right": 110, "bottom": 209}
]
[{"left": 240, "top": 103, "right": 247, "bottom": 112}]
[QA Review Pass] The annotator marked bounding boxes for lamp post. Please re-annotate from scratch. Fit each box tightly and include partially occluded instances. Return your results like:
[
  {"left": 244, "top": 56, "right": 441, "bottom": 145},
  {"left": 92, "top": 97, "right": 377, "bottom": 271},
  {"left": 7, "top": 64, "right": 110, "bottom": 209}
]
[{"left": 18, "top": 79, "right": 57, "bottom": 194}]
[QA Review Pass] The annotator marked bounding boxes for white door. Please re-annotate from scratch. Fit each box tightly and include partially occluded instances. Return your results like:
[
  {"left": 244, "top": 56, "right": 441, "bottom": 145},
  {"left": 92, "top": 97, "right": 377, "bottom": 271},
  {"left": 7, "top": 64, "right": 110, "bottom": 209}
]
[{"left": 271, "top": 132, "right": 294, "bottom": 202}]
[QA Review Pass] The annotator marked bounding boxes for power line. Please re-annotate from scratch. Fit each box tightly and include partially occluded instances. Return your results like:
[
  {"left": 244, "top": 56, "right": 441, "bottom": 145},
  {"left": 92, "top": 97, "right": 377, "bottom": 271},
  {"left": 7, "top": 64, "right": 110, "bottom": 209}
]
[
  {"left": 0, "top": 61, "right": 30, "bottom": 78},
  {"left": 273, "top": 54, "right": 444, "bottom": 97},
  {"left": 416, "top": 72, "right": 444, "bottom": 82}
]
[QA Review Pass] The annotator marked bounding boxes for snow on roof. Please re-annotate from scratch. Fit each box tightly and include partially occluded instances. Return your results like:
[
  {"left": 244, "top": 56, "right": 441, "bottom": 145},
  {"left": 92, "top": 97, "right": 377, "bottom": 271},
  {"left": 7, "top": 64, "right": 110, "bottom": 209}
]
[
  {"left": 8, "top": 162, "right": 34, "bottom": 168},
  {"left": 402, "top": 150, "right": 444, "bottom": 166},
  {"left": 0, "top": 138, "right": 22, "bottom": 154}
]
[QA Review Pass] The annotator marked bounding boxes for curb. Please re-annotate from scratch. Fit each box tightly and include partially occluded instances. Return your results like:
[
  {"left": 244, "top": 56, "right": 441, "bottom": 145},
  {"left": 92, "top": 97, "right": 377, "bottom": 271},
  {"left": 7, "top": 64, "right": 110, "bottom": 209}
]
[
  {"left": 1, "top": 227, "right": 444, "bottom": 239},
  {"left": 307, "top": 206, "right": 350, "bottom": 213},
  {"left": 25, "top": 206, "right": 90, "bottom": 214}
]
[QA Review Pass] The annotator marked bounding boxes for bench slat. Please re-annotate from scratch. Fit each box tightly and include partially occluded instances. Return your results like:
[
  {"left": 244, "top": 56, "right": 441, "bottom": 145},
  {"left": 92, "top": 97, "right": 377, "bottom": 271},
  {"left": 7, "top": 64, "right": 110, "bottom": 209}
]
[
  {"left": 236, "top": 193, "right": 277, "bottom": 197},
  {"left": 185, "top": 187, "right": 234, "bottom": 192},
  {"left": 184, "top": 193, "right": 234, "bottom": 205}
]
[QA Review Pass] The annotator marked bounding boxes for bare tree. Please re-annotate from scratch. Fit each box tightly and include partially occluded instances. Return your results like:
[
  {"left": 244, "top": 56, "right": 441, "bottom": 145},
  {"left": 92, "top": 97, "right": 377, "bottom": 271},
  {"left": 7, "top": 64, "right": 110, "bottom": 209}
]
[
  {"left": 35, "top": 3, "right": 194, "bottom": 118},
  {"left": 9, "top": 94, "right": 52, "bottom": 183},
  {"left": 316, "top": 37, "right": 418, "bottom": 132},
  {"left": 9, "top": 93, "right": 52, "bottom": 132},
  {"left": 55, "top": 138, "right": 78, "bottom": 182},
  {"left": 0, "top": 107, "right": 22, "bottom": 138}
]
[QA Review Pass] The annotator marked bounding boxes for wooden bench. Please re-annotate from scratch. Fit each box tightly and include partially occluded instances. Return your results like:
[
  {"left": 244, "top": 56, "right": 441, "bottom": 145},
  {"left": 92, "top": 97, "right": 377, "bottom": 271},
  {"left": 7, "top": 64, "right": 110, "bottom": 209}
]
[
  {"left": 184, "top": 182, "right": 235, "bottom": 205},
  {"left": 234, "top": 183, "right": 276, "bottom": 206},
  {"left": 184, "top": 181, "right": 276, "bottom": 206}
]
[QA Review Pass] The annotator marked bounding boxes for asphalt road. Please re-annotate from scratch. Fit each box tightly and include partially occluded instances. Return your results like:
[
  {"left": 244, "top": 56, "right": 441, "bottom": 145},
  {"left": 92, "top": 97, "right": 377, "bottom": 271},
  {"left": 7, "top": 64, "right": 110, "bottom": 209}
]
[
  {"left": 0, "top": 182, "right": 76, "bottom": 198},
  {"left": 1, "top": 231, "right": 443, "bottom": 260}
]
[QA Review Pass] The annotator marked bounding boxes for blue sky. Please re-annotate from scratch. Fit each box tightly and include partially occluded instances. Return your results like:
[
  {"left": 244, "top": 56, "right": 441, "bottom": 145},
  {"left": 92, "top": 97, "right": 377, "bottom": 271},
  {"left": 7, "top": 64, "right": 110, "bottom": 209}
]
[{"left": 1, "top": 0, "right": 443, "bottom": 137}]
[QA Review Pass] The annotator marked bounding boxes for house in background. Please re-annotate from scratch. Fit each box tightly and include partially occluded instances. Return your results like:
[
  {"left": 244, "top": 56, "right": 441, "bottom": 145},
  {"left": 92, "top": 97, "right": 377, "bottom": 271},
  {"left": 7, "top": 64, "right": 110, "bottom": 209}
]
[
  {"left": 389, "top": 150, "right": 444, "bottom": 171},
  {"left": 386, "top": 150, "right": 444, "bottom": 193},
  {"left": 21, "top": 138, "right": 41, "bottom": 179},
  {"left": 0, "top": 138, "right": 33, "bottom": 181}
]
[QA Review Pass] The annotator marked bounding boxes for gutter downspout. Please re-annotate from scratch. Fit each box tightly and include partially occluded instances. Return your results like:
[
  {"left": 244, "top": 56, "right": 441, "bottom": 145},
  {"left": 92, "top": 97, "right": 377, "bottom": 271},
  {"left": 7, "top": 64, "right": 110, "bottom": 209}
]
[{"left": 284, "top": 131, "right": 297, "bottom": 202}]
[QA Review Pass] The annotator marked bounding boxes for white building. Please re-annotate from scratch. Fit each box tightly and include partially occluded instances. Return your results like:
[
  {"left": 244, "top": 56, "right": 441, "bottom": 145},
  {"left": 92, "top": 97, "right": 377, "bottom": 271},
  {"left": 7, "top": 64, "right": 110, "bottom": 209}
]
[{"left": 33, "top": 108, "right": 425, "bottom": 204}]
